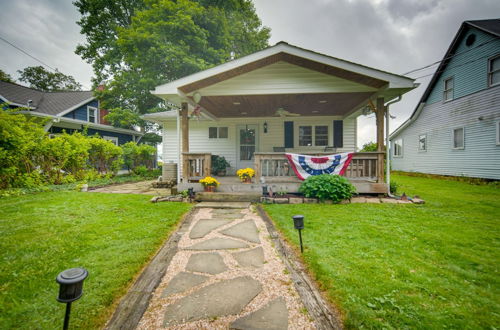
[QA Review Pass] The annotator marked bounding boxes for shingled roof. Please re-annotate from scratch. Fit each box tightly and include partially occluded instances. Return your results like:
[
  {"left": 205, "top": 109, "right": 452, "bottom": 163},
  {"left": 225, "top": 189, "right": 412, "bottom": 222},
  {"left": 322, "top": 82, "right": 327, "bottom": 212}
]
[{"left": 0, "top": 81, "right": 94, "bottom": 115}]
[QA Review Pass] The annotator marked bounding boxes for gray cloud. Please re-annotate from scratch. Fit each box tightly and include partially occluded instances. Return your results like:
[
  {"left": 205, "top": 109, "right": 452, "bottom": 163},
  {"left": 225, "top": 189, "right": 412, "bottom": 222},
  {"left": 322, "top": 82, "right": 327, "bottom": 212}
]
[{"left": 1, "top": 0, "right": 499, "bottom": 146}]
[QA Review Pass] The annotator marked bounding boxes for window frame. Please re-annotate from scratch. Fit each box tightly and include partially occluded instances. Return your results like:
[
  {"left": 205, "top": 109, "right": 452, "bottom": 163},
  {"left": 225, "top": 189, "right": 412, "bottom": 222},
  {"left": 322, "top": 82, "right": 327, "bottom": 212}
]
[
  {"left": 443, "top": 76, "right": 454, "bottom": 102},
  {"left": 87, "top": 106, "right": 98, "bottom": 123},
  {"left": 208, "top": 127, "right": 229, "bottom": 139},
  {"left": 103, "top": 136, "right": 119, "bottom": 146},
  {"left": 418, "top": 134, "right": 427, "bottom": 152},
  {"left": 298, "top": 125, "right": 329, "bottom": 147},
  {"left": 393, "top": 138, "right": 403, "bottom": 157},
  {"left": 452, "top": 127, "right": 465, "bottom": 150},
  {"left": 488, "top": 54, "right": 500, "bottom": 87}
]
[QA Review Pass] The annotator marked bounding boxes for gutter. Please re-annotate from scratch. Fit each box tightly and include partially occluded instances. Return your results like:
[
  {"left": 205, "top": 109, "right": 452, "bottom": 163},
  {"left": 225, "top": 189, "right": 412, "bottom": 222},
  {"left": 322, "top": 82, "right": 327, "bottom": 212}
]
[{"left": 384, "top": 96, "right": 402, "bottom": 198}]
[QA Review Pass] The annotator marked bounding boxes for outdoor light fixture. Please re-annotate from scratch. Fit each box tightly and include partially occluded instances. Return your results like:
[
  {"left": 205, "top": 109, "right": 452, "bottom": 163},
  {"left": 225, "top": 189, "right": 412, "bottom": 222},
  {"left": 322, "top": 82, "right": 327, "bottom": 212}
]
[
  {"left": 292, "top": 215, "right": 305, "bottom": 253},
  {"left": 262, "top": 185, "right": 268, "bottom": 196},
  {"left": 263, "top": 122, "right": 268, "bottom": 133},
  {"left": 56, "top": 267, "right": 88, "bottom": 330}
]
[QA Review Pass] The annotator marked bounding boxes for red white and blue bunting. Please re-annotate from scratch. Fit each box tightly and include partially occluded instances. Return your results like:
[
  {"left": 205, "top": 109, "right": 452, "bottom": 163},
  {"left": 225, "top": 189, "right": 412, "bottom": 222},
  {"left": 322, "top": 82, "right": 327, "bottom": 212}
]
[{"left": 285, "top": 152, "right": 354, "bottom": 180}]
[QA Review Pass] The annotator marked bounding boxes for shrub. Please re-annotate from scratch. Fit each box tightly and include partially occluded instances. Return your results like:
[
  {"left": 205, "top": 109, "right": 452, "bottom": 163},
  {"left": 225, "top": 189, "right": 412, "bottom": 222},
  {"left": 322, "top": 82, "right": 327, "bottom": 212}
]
[
  {"left": 121, "top": 141, "right": 156, "bottom": 172},
  {"left": 88, "top": 136, "right": 123, "bottom": 174},
  {"left": 299, "top": 174, "right": 356, "bottom": 203},
  {"left": 390, "top": 180, "right": 399, "bottom": 194},
  {"left": 132, "top": 165, "right": 148, "bottom": 176}
]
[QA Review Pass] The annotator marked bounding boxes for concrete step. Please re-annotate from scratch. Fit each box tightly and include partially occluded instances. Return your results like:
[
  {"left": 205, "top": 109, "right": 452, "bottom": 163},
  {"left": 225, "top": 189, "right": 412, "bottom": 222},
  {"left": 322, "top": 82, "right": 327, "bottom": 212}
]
[
  {"left": 194, "top": 202, "right": 251, "bottom": 209},
  {"left": 196, "top": 192, "right": 261, "bottom": 203}
]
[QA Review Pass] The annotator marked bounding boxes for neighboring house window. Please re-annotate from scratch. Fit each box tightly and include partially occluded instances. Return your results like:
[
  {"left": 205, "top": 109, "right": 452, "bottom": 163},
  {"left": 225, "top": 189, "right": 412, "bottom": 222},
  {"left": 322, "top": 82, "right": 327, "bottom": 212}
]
[
  {"left": 299, "top": 125, "right": 328, "bottom": 146},
  {"left": 452, "top": 127, "right": 465, "bottom": 149},
  {"left": 393, "top": 138, "right": 403, "bottom": 157},
  {"left": 496, "top": 121, "right": 500, "bottom": 145},
  {"left": 315, "top": 126, "right": 329, "bottom": 146},
  {"left": 103, "top": 136, "right": 119, "bottom": 146},
  {"left": 209, "top": 127, "right": 228, "bottom": 139},
  {"left": 443, "top": 77, "right": 454, "bottom": 101},
  {"left": 488, "top": 55, "right": 500, "bottom": 87},
  {"left": 418, "top": 134, "right": 427, "bottom": 151},
  {"left": 88, "top": 106, "right": 98, "bottom": 123}
]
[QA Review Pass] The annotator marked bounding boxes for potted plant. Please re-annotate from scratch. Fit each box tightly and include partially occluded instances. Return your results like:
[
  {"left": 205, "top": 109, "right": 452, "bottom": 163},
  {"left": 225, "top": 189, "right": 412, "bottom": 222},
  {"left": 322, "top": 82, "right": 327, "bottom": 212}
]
[
  {"left": 237, "top": 168, "right": 255, "bottom": 183},
  {"left": 211, "top": 155, "right": 231, "bottom": 176},
  {"left": 199, "top": 176, "right": 220, "bottom": 192}
]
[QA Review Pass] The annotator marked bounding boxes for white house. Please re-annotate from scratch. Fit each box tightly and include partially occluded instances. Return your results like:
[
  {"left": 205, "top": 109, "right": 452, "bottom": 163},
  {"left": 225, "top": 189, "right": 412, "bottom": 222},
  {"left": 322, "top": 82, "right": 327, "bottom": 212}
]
[
  {"left": 144, "top": 42, "right": 416, "bottom": 193},
  {"left": 389, "top": 19, "right": 500, "bottom": 180}
]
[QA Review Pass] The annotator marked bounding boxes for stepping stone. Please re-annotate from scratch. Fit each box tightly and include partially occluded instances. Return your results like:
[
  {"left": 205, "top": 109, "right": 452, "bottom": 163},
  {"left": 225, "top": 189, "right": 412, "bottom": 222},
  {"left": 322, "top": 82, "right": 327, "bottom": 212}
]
[
  {"left": 186, "top": 238, "right": 249, "bottom": 250},
  {"left": 161, "top": 272, "right": 209, "bottom": 298},
  {"left": 232, "top": 247, "right": 265, "bottom": 268},
  {"left": 230, "top": 297, "right": 288, "bottom": 330},
  {"left": 186, "top": 252, "right": 228, "bottom": 275},
  {"left": 163, "top": 276, "right": 262, "bottom": 326},
  {"left": 222, "top": 220, "right": 261, "bottom": 243},
  {"left": 190, "top": 219, "right": 232, "bottom": 239}
]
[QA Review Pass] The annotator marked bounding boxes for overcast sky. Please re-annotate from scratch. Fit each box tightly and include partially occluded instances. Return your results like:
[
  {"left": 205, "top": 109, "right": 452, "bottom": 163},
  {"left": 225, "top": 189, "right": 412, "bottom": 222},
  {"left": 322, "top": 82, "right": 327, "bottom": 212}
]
[{"left": 1, "top": 0, "right": 499, "bottom": 147}]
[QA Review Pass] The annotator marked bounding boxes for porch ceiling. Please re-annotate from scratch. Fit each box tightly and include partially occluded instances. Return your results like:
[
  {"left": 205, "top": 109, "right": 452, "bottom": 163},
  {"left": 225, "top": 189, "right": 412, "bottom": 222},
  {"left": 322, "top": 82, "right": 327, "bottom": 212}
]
[{"left": 198, "top": 92, "right": 374, "bottom": 118}]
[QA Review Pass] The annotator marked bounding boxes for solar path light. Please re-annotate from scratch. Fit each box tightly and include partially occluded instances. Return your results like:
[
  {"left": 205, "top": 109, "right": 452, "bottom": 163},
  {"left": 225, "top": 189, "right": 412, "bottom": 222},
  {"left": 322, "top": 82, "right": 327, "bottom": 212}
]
[
  {"left": 56, "top": 267, "right": 88, "bottom": 330},
  {"left": 292, "top": 215, "right": 305, "bottom": 253}
]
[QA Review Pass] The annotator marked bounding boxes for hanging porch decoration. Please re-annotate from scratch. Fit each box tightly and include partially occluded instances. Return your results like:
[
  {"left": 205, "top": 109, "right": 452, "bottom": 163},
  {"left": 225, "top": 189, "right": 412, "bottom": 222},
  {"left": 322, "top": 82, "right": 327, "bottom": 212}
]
[{"left": 285, "top": 152, "right": 354, "bottom": 180}]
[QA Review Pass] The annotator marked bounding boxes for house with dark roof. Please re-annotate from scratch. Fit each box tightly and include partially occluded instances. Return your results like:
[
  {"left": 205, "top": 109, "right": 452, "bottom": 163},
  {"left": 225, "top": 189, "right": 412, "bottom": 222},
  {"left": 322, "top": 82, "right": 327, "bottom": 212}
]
[
  {"left": 0, "top": 81, "right": 142, "bottom": 145},
  {"left": 389, "top": 19, "right": 500, "bottom": 180}
]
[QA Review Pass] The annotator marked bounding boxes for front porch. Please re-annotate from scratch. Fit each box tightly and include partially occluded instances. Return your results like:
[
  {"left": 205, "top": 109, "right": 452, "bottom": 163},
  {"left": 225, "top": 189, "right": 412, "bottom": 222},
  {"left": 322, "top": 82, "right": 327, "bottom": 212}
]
[{"left": 179, "top": 151, "right": 387, "bottom": 194}]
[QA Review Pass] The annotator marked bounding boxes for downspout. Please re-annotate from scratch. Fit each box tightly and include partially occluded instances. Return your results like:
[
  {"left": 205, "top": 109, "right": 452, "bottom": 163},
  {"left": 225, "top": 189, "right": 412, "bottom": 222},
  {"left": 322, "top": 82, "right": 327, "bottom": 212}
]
[
  {"left": 176, "top": 109, "right": 181, "bottom": 185},
  {"left": 384, "top": 95, "right": 402, "bottom": 197}
]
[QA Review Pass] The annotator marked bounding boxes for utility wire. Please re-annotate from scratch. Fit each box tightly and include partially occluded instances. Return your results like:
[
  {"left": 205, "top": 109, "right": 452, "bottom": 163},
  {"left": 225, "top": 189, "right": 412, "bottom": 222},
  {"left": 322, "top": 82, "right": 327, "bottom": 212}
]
[
  {"left": 412, "top": 52, "right": 494, "bottom": 80},
  {"left": 0, "top": 34, "right": 90, "bottom": 90},
  {"left": 402, "top": 37, "right": 499, "bottom": 75}
]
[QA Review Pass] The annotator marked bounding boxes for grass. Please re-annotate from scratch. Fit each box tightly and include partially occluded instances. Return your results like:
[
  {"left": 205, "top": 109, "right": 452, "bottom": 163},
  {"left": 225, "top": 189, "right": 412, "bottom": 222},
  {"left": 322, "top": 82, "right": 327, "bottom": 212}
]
[
  {"left": 263, "top": 173, "right": 499, "bottom": 329},
  {"left": 0, "top": 191, "right": 191, "bottom": 329}
]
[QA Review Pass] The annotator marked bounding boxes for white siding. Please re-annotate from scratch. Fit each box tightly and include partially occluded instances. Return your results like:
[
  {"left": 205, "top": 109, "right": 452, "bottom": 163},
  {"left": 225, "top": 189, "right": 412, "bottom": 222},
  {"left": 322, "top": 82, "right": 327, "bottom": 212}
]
[
  {"left": 391, "top": 86, "right": 500, "bottom": 179},
  {"left": 162, "top": 116, "right": 357, "bottom": 175}
]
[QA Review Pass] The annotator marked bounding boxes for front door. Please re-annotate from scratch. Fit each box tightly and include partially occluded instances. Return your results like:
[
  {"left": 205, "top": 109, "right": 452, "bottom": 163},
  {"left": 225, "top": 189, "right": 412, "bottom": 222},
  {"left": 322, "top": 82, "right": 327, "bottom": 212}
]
[{"left": 236, "top": 124, "right": 258, "bottom": 170}]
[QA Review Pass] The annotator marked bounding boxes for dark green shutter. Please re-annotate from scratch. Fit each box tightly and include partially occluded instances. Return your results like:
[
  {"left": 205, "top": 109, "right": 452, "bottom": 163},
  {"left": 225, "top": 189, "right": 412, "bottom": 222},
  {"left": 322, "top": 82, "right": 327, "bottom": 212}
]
[
  {"left": 284, "top": 121, "right": 294, "bottom": 148},
  {"left": 333, "top": 120, "right": 343, "bottom": 148}
]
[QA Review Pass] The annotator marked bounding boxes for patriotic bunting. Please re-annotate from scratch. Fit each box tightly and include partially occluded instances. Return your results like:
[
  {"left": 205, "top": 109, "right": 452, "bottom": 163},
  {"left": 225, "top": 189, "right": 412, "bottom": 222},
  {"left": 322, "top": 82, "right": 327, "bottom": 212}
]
[{"left": 285, "top": 152, "right": 354, "bottom": 180}]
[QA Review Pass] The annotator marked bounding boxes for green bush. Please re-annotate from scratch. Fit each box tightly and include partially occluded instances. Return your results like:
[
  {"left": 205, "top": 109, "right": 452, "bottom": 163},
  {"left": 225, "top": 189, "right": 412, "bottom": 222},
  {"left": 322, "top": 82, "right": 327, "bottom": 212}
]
[
  {"left": 390, "top": 180, "right": 399, "bottom": 194},
  {"left": 121, "top": 141, "right": 156, "bottom": 172},
  {"left": 132, "top": 165, "right": 148, "bottom": 176},
  {"left": 88, "top": 136, "right": 123, "bottom": 174},
  {"left": 299, "top": 174, "right": 356, "bottom": 203}
]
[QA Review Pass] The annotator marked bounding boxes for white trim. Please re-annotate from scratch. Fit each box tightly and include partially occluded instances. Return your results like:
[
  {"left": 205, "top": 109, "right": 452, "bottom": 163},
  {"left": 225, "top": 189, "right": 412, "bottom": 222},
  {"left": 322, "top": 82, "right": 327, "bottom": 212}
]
[
  {"left": 16, "top": 111, "right": 142, "bottom": 136},
  {"left": 0, "top": 95, "right": 36, "bottom": 109},
  {"left": 87, "top": 105, "right": 98, "bottom": 123},
  {"left": 103, "top": 136, "right": 119, "bottom": 145},
  {"left": 452, "top": 126, "right": 465, "bottom": 150},
  {"left": 153, "top": 43, "right": 415, "bottom": 98},
  {"left": 56, "top": 97, "right": 96, "bottom": 117}
]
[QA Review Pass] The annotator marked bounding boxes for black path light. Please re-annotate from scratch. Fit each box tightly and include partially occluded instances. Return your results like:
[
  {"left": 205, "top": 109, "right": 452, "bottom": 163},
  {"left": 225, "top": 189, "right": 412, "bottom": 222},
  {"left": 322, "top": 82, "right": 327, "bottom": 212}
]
[
  {"left": 56, "top": 268, "right": 88, "bottom": 330},
  {"left": 292, "top": 215, "right": 305, "bottom": 253},
  {"left": 262, "top": 185, "right": 268, "bottom": 196},
  {"left": 187, "top": 187, "right": 195, "bottom": 200}
]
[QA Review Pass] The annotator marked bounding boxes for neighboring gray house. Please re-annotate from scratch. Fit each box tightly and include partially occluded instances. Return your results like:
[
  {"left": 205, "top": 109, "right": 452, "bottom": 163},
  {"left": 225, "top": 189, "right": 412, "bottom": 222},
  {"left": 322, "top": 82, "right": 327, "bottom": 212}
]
[
  {"left": 0, "top": 81, "right": 142, "bottom": 145},
  {"left": 390, "top": 19, "right": 500, "bottom": 180}
]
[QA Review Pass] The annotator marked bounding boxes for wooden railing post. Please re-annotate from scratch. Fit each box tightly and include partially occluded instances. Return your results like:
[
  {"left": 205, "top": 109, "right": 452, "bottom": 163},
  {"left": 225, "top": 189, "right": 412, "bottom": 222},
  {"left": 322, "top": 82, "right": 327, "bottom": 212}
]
[
  {"left": 203, "top": 153, "right": 211, "bottom": 177},
  {"left": 254, "top": 154, "right": 262, "bottom": 180}
]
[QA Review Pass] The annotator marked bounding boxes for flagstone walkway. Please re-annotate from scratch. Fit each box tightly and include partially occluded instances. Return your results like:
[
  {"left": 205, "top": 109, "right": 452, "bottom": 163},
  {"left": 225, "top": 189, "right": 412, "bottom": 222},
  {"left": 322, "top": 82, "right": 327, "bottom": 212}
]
[{"left": 137, "top": 206, "right": 315, "bottom": 329}]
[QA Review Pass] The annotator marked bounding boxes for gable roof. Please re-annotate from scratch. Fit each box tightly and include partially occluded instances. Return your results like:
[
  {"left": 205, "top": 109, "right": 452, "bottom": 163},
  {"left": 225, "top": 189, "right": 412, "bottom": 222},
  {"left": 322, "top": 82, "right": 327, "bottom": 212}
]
[
  {"left": 390, "top": 19, "right": 500, "bottom": 139},
  {"left": 153, "top": 41, "right": 416, "bottom": 105},
  {"left": 0, "top": 80, "right": 94, "bottom": 116}
]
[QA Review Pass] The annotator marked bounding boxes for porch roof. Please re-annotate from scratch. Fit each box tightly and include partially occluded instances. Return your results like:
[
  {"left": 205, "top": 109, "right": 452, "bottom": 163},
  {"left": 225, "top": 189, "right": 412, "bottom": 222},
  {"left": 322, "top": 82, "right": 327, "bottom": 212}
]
[{"left": 152, "top": 42, "right": 417, "bottom": 120}]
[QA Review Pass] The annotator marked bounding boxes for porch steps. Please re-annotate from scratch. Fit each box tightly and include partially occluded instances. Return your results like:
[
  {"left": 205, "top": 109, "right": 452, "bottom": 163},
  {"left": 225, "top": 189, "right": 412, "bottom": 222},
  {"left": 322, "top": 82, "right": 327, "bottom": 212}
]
[{"left": 195, "top": 192, "right": 262, "bottom": 203}]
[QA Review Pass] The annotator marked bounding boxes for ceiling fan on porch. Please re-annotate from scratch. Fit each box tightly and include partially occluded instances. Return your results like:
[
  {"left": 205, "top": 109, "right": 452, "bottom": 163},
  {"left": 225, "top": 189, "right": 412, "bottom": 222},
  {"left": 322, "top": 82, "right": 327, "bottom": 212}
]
[{"left": 274, "top": 107, "right": 301, "bottom": 117}]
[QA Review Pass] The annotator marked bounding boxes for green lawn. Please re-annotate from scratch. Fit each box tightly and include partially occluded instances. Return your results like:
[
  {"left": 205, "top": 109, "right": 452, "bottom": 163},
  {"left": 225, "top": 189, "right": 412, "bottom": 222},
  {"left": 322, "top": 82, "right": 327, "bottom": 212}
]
[
  {"left": 0, "top": 191, "right": 191, "bottom": 329},
  {"left": 264, "top": 174, "right": 499, "bottom": 329}
]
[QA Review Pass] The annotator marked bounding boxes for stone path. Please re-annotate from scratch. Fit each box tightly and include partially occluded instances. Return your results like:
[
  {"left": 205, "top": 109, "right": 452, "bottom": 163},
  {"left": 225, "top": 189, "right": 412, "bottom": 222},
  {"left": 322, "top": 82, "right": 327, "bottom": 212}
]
[
  {"left": 89, "top": 180, "right": 171, "bottom": 195},
  {"left": 138, "top": 205, "right": 315, "bottom": 329}
]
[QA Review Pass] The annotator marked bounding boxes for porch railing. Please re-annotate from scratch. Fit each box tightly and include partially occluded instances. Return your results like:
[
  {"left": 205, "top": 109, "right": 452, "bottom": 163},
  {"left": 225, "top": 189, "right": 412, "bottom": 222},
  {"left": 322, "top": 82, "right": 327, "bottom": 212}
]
[
  {"left": 254, "top": 152, "right": 384, "bottom": 182},
  {"left": 182, "top": 152, "right": 211, "bottom": 182}
]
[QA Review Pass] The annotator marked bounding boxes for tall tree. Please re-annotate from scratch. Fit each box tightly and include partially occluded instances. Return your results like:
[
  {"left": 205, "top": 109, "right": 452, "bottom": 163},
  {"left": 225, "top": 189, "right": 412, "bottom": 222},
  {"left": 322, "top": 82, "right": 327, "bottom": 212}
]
[
  {"left": 17, "top": 66, "right": 82, "bottom": 91},
  {"left": 0, "top": 69, "right": 15, "bottom": 83},
  {"left": 75, "top": 0, "right": 270, "bottom": 130}
]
